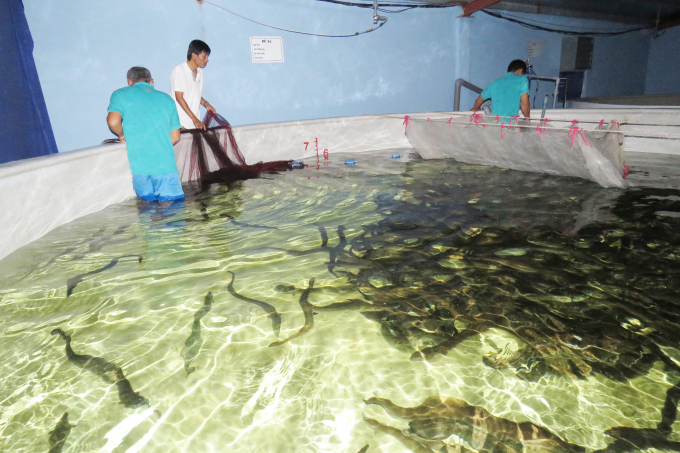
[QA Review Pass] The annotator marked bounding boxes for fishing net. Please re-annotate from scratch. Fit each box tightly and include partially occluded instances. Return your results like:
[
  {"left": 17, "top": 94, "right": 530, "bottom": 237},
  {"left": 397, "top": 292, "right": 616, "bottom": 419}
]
[
  {"left": 104, "top": 111, "right": 292, "bottom": 186},
  {"left": 404, "top": 114, "right": 627, "bottom": 188},
  {"left": 180, "top": 111, "right": 292, "bottom": 185}
]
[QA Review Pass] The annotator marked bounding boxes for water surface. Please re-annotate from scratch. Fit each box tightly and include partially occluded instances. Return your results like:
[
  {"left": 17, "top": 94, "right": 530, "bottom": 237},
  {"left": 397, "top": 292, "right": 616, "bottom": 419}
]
[{"left": 1, "top": 151, "right": 680, "bottom": 453}]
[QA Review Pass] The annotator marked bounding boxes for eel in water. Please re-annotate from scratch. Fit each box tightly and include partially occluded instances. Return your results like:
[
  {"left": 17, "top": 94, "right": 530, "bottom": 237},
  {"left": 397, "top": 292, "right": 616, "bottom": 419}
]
[
  {"left": 180, "top": 292, "right": 213, "bottom": 377},
  {"left": 66, "top": 255, "right": 143, "bottom": 297},
  {"left": 364, "top": 396, "right": 585, "bottom": 453},
  {"left": 227, "top": 271, "right": 281, "bottom": 337},
  {"left": 269, "top": 278, "right": 315, "bottom": 347},
  {"left": 51, "top": 328, "right": 148, "bottom": 407},
  {"left": 363, "top": 418, "right": 434, "bottom": 453},
  {"left": 48, "top": 412, "right": 76, "bottom": 453},
  {"left": 595, "top": 427, "right": 680, "bottom": 453}
]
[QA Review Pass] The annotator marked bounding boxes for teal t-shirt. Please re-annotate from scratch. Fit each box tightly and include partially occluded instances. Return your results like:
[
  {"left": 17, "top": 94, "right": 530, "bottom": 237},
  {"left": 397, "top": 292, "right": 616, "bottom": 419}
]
[
  {"left": 480, "top": 72, "right": 529, "bottom": 120},
  {"left": 108, "top": 83, "right": 181, "bottom": 176}
]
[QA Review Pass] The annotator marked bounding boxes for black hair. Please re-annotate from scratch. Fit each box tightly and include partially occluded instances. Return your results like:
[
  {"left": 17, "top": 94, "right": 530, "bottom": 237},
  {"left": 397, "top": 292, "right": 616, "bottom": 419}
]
[
  {"left": 187, "top": 40, "right": 211, "bottom": 60},
  {"left": 126, "top": 67, "right": 152, "bottom": 83},
  {"left": 507, "top": 59, "right": 527, "bottom": 74}
]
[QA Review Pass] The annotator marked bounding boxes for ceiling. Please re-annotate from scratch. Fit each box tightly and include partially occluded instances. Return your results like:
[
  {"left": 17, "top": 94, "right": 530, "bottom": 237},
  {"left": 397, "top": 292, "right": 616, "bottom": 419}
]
[{"left": 399, "top": 0, "right": 680, "bottom": 28}]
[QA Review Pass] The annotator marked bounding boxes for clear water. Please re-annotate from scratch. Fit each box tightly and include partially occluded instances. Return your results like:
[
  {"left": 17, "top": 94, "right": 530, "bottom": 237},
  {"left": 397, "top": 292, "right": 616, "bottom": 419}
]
[{"left": 1, "top": 151, "right": 680, "bottom": 453}]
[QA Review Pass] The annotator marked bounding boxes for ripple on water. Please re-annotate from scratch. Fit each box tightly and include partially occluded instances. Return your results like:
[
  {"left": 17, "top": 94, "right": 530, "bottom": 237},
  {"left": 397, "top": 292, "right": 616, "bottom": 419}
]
[{"left": 0, "top": 151, "right": 679, "bottom": 452}]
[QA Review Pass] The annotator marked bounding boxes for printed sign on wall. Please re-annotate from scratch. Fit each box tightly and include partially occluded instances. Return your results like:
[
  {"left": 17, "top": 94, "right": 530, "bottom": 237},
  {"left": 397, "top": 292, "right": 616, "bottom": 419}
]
[
  {"left": 527, "top": 41, "right": 541, "bottom": 58},
  {"left": 250, "top": 37, "right": 284, "bottom": 63}
]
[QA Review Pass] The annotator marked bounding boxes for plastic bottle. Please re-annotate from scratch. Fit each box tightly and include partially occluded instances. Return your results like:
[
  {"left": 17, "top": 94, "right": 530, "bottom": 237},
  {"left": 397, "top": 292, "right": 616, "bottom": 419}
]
[
  {"left": 344, "top": 159, "right": 357, "bottom": 165},
  {"left": 390, "top": 154, "right": 401, "bottom": 159}
]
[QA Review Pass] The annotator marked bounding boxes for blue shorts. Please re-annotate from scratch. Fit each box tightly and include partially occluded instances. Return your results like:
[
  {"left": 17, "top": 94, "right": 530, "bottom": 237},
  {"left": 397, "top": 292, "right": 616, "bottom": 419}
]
[{"left": 132, "top": 173, "right": 185, "bottom": 202}]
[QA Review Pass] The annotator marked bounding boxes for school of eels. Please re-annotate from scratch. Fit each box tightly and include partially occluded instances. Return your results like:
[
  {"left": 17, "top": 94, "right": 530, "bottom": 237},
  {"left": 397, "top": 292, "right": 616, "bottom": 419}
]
[{"left": 20, "top": 158, "right": 680, "bottom": 451}]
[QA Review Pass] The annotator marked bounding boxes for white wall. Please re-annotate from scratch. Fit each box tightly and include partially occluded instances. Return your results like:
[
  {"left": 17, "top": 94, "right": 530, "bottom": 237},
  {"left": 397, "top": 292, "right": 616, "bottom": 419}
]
[
  {"left": 23, "top": 1, "right": 654, "bottom": 153},
  {"left": 23, "top": 0, "right": 459, "bottom": 152},
  {"left": 457, "top": 12, "right": 652, "bottom": 109}
]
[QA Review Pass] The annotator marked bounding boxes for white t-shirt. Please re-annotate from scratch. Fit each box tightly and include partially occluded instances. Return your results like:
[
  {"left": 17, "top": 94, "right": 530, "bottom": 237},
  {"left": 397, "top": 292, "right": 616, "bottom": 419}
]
[{"left": 170, "top": 62, "right": 203, "bottom": 129}]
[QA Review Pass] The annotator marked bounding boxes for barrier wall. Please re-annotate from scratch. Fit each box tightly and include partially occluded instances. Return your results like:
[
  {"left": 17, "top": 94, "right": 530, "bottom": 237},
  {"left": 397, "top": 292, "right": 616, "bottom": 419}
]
[
  {"left": 3, "top": 109, "right": 679, "bottom": 262},
  {"left": 0, "top": 114, "right": 409, "bottom": 261},
  {"left": 413, "top": 109, "right": 680, "bottom": 156}
]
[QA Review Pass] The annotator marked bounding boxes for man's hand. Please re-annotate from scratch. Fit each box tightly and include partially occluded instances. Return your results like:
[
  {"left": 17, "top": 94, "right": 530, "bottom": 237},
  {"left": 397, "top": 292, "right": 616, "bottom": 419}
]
[
  {"left": 192, "top": 117, "right": 206, "bottom": 130},
  {"left": 119, "top": 135, "right": 126, "bottom": 143},
  {"left": 203, "top": 101, "right": 216, "bottom": 114},
  {"left": 175, "top": 91, "right": 206, "bottom": 130}
]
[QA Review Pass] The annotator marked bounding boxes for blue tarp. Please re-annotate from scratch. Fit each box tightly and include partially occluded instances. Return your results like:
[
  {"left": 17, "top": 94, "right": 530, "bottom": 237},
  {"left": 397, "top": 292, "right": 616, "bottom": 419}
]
[{"left": 0, "top": 0, "right": 58, "bottom": 165}]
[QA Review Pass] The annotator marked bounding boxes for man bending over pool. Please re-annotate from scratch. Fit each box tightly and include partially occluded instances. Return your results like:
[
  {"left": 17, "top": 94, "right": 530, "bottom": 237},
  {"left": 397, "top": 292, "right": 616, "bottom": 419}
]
[
  {"left": 471, "top": 59, "right": 530, "bottom": 121},
  {"left": 107, "top": 67, "right": 184, "bottom": 202}
]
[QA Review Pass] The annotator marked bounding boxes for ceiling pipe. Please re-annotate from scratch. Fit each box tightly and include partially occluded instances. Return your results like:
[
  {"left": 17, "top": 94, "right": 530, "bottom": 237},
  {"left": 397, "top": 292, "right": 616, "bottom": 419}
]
[
  {"left": 460, "top": 0, "right": 505, "bottom": 17},
  {"left": 373, "top": 0, "right": 387, "bottom": 24}
]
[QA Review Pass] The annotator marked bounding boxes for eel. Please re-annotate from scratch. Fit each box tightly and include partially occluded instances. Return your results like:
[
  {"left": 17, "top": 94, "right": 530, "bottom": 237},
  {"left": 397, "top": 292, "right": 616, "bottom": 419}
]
[
  {"left": 363, "top": 417, "right": 434, "bottom": 453},
  {"left": 180, "top": 292, "right": 213, "bottom": 376},
  {"left": 51, "top": 328, "right": 148, "bottom": 407},
  {"left": 227, "top": 271, "right": 281, "bottom": 337},
  {"left": 365, "top": 396, "right": 585, "bottom": 453},
  {"left": 269, "top": 278, "right": 315, "bottom": 347},
  {"left": 66, "top": 255, "right": 143, "bottom": 297},
  {"left": 48, "top": 412, "right": 76, "bottom": 453}
]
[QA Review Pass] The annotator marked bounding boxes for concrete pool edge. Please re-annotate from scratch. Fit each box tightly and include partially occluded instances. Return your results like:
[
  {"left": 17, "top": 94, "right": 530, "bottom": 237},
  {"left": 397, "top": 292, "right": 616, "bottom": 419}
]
[{"left": 0, "top": 114, "right": 411, "bottom": 262}]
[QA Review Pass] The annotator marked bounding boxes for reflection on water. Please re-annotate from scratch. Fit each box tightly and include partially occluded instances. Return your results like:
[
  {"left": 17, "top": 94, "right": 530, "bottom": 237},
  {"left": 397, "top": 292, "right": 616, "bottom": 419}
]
[{"left": 1, "top": 151, "right": 680, "bottom": 452}]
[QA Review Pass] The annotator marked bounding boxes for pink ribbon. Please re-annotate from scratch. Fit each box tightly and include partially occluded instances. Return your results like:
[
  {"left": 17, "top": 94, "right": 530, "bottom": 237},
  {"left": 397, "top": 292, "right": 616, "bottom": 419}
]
[
  {"left": 568, "top": 125, "right": 591, "bottom": 149},
  {"left": 623, "top": 165, "right": 629, "bottom": 179},
  {"left": 510, "top": 115, "right": 520, "bottom": 131},
  {"left": 500, "top": 122, "right": 511, "bottom": 138},
  {"left": 448, "top": 116, "right": 453, "bottom": 131},
  {"left": 613, "top": 121, "right": 620, "bottom": 128},
  {"left": 496, "top": 115, "right": 500, "bottom": 124},
  {"left": 536, "top": 118, "right": 549, "bottom": 139},
  {"left": 427, "top": 117, "right": 433, "bottom": 131},
  {"left": 403, "top": 115, "right": 410, "bottom": 135},
  {"left": 598, "top": 119, "right": 605, "bottom": 129},
  {"left": 469, "top": 113, "right": 485, "bottom": 128}
]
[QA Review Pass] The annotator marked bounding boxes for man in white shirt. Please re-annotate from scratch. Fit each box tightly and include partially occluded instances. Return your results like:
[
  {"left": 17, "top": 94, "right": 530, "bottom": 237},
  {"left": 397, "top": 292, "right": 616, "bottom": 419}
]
[{"left": 171, "top": 39, "right": 216, "bottom": 130}]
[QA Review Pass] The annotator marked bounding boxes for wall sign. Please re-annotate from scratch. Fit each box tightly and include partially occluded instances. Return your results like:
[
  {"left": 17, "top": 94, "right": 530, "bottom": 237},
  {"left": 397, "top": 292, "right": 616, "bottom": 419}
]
[
  {"left": 527, "top": 41, "right": 541, "bottom": 58},
  {"left": 250, "top": 37, "right": 284, "bottom": 63}
]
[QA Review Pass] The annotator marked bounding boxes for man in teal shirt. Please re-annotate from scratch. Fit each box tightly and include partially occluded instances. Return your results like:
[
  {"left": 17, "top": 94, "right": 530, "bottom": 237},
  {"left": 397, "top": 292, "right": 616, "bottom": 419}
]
[
  {"left": 107, "top": 67, "right": 183, "bottom": 202},
  {"left": 472, "top": 60, "right": 530, "bottom": 121}
]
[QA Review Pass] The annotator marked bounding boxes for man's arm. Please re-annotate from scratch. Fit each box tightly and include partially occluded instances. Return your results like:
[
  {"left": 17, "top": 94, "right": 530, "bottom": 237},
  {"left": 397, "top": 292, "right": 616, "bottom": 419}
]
[
  {"left": 201, "top": 97, "right": 216, "bottom": 114},
  {"left": 106, "top": 111, "right": 125, "bottom": 143},
  {"left": 520, "top": 93, "right": 530, "bottom": 120},
  {"left": 471, "top": 95, "right": 486, "bottom": 112},
  {"left": 171, "top": 129, "right": 180, "bottom": 145},
  {"left": 174, "top": 91, "right": 205, "bottom": 130}
]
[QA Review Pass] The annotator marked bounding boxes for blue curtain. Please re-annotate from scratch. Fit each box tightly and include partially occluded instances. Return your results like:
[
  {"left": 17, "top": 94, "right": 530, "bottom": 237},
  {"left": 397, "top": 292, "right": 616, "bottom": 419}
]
[{"left": 0, "top": 0, "right": 58, "bottom": 165}]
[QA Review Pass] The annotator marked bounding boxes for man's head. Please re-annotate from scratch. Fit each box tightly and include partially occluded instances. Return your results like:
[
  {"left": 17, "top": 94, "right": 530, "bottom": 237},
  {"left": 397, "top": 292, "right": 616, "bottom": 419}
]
[
  {"left": 507, "top": 59, "right": 527, "bottom": 75},
  {"left": 187, "top": 39, "right": 211, "bottom": 68},
  {"left": 126, "top": 67, "right": 153, "bottom": 86}
]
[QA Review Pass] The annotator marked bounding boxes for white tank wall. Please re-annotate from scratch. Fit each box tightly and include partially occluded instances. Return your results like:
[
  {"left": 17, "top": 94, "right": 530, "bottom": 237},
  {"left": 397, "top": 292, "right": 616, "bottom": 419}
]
[
  {"left": 0, "top": 115, "right": 410, "bottom": 262},
  {"left": 415, "top": 109, "right": 680, "bottom": 156},
  {"left": 3, "top": 109, "right": 679, "bottom": 262}
]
